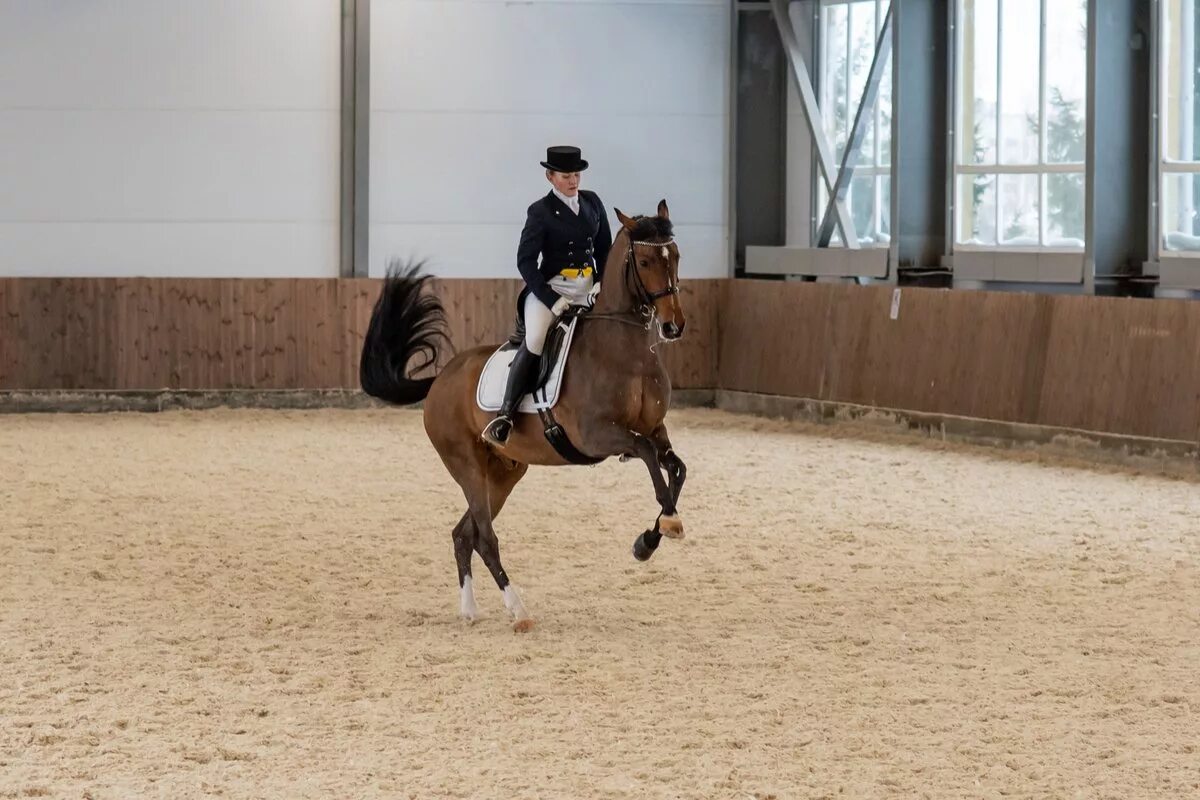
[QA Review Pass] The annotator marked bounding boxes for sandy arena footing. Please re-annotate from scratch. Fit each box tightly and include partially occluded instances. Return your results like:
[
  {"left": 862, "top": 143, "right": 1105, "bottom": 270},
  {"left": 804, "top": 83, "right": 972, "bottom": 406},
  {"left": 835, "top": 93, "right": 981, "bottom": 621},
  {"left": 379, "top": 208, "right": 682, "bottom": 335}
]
[{"left": 2, "top": 408, "right": 1197, "bottom": 798}]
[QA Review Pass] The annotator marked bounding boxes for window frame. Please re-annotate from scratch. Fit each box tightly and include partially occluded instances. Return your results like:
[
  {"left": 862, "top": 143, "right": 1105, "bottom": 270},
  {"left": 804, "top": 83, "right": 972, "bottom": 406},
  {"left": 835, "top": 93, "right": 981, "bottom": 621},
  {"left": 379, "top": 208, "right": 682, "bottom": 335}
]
[
  {"left": 816, "top": 0, "right": 891, "bottom": 248},
  {"left": 951, "top": 0, "right": 1088, "bottom": 254},
  {"left": 1156, "top": 0, "right": 1200, "bottom": 260}
]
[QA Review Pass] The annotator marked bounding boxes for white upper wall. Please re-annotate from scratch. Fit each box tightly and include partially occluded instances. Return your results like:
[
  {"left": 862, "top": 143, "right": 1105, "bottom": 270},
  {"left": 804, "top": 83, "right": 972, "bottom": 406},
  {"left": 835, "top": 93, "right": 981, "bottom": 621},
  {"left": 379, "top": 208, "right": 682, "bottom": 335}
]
[
  {"left": 0, "top": 0, "right": 732, "bottom": 279},
  {"left": 370, "top": 0, "right": 731, "bottom": 279},
  {"left": 0, "top": 0, "right": 341, "bottom": 277}
]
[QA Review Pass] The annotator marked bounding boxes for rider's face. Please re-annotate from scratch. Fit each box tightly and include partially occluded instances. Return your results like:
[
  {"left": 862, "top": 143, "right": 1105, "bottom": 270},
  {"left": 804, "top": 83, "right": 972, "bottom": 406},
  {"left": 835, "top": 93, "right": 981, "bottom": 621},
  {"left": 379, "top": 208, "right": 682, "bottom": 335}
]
[{"left": 546, "top": 170, "right": 581, "bottom": 197}]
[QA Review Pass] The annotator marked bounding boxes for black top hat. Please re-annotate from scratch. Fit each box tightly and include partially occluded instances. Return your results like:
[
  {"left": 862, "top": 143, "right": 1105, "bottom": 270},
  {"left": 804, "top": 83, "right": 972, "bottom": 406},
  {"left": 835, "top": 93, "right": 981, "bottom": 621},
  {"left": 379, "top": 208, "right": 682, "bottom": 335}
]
[{"left": 540, "top": 145, "right": 589, "bottom": 173}]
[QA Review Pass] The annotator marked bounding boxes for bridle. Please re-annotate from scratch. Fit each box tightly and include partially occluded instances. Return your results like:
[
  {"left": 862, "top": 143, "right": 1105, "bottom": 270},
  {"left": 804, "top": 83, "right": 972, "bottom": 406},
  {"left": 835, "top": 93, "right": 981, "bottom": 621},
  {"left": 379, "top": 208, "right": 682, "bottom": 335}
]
[
  {"left": 625, "top": 238, "right": 680, "bottom": 307},
  {"left": 577, "top": 234, "right": 680, "bottom": 331}
]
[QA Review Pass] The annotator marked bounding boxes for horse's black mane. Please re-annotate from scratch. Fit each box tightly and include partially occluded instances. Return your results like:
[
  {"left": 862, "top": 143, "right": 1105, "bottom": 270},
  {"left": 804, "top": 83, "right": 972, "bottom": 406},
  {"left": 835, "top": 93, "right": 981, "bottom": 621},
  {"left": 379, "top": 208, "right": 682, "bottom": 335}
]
[{"left": 628, "top": 215, "right": 674, "bottom": 241}]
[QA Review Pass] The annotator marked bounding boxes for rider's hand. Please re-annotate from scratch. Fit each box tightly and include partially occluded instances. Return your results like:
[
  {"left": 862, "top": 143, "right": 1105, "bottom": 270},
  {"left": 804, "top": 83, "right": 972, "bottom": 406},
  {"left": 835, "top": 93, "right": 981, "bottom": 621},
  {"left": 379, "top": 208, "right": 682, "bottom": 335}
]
[
  {"left": 586, "top": 283, "right": 601, "bottom": 307},
  {"left": 551, "top": 296, "right": 570, "bottom": 316}
]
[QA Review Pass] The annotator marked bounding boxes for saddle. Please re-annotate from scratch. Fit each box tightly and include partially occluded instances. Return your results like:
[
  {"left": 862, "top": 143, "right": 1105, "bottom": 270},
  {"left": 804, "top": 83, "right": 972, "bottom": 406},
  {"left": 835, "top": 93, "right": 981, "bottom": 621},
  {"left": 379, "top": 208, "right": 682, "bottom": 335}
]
[
  {"left": 477, "top": 306, "right": 602, "bottom": 465},
  {"left": 505, "top": 310, "right": 569, "bottom": 391}
]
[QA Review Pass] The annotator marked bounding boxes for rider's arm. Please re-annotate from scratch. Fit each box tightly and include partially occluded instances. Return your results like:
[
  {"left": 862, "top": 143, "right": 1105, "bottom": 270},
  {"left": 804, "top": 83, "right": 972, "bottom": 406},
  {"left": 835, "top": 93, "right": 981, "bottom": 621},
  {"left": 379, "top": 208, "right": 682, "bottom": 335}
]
[{"left": 517, "top": 205, "right": 560, "bottom": 311}]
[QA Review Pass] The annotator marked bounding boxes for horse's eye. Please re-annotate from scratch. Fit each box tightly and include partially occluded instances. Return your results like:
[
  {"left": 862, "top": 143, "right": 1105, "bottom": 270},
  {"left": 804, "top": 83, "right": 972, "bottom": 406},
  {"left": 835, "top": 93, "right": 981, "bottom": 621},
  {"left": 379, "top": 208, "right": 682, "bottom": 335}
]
[{"left": 639, "top": 260, "right": 648, "bottom": 267}]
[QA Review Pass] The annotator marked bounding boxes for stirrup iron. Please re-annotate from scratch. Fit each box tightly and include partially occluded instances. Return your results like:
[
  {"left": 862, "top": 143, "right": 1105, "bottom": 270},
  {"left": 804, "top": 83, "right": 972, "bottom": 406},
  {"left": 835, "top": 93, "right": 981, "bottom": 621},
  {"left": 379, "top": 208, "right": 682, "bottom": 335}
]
[{"left": 482, "top": 414, "right": 513, "bottom": 446}]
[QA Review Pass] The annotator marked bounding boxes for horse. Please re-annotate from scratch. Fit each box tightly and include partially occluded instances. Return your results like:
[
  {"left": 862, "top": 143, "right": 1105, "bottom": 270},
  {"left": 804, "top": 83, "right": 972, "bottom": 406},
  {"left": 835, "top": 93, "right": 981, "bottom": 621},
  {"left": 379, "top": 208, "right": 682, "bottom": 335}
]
[{"left": 359, "top": 200, "right": 687, "bottom": 631}]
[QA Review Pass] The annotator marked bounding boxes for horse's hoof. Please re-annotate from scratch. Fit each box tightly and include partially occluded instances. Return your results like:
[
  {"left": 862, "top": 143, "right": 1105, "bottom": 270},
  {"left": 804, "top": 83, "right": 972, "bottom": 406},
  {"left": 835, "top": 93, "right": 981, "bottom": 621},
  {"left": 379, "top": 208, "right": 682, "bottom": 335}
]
[
  {"left": 659, "top": 514, "right": 685, "bottom": 539},
  {"left": 633, "top": 530, "right": 660, "bottom": 561},
  {"left": 512, "top": 618, "right": 536, "bottom": 633}
]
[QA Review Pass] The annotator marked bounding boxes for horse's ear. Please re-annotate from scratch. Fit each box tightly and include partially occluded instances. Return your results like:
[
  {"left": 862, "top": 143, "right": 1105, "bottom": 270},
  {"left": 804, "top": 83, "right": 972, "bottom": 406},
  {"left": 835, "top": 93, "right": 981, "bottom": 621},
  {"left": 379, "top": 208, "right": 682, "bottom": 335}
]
[
  {"left": 614, "top": 207, "right": 638, "bottom": 232},
  {"left": 657, "top": 199, "right": 670, "bottom": 220}
]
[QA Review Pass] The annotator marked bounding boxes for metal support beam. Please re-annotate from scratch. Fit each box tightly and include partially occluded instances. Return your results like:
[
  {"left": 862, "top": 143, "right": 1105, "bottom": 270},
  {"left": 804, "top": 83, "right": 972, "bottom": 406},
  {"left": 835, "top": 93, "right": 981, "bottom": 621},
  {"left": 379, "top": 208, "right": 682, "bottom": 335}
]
[
  {"left": 1085, "top": 0, "right": 1149, "bottom": 291},
  {"left": 816, "top": 5, "right": 893, "bottom": 247},
  {"left": 769, "top": 0, "right": 859, "bottom": 248},
  {"left": 1147, "top": 0, "right": 1161, "bottom": 274},
  {"left": 340, "top": 0, "right": 370, "bottom": 278},
  {"left": 728, "top": 0, "right": 739, "bottom": 275},
  {"left": 892, "top": 0, "right": 948, "bottom": 275}
]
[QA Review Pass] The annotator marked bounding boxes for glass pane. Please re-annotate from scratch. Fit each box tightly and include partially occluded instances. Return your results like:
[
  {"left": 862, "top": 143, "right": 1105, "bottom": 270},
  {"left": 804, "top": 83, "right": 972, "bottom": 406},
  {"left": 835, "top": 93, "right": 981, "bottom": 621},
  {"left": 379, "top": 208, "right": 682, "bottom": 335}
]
[
  {"left": 1044, "top": 172, "right": 1085, "bottom": 246},
  {"left": 959, "top": 0, "right": 998, "bottom": 165},
  {"left": 879, "top": 175, "right": 891, "bottom": 242},
  {"left": 999, "top": 0, "right": 1040, "bottom": 165},
  {"left": 849, "top": 0, "right": 876, "bottom": 166},
  {"left": 822, "top": 4, "right": 850, "bottom": 160},
  {"left": 1163, "top": 0, "right": 1200, "bottom": 162},
  {"left": 998, "top": 173, "right": 1039, "bottom": 245},
  {"left": 849, "top": 173, "right": 877, "bottom": 244},
  {"left": 957, "top": 174, "right": 996, "bottom": 245},
  {"left": 1162, "top": 173, "right": 1200, "bottom": 251},
  {"left": 1045, "top": 0, "right": 1087, "bottom": 164}
]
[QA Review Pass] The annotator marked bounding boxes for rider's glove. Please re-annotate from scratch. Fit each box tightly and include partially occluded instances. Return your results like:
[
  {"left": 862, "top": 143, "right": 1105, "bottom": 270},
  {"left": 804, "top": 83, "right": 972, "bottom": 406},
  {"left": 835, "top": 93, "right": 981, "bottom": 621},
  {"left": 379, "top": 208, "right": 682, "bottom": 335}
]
[{"left": 585, "top": 283, "right": 601, "bottom": 307}]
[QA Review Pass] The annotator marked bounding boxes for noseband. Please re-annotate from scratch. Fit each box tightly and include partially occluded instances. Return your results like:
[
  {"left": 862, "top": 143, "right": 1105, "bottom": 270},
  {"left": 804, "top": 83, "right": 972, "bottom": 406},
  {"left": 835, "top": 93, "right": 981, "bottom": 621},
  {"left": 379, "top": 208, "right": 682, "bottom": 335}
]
[{"left": 625, "top": 238, "right": 680, "bottom": 310}]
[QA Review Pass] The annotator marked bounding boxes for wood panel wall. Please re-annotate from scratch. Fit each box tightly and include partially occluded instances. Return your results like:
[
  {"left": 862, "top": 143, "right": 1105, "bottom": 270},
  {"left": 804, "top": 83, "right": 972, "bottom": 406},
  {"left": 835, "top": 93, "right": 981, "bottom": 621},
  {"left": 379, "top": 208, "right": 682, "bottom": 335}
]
[
  {"left": 0, "top": 278, "right": 720, "bottom": 393},
  {"left": 4, "top": 276, "right": 1199, "bottom": 443},
  {"left": 719, "top": 280, "right": 1200, "bottom": 443}
]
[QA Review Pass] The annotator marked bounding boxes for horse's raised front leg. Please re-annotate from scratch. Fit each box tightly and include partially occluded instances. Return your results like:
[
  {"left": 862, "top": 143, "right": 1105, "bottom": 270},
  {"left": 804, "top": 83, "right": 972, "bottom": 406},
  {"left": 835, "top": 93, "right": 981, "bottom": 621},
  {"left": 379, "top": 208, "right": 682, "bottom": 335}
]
[
  {"left": 627, "top": 432, "right": 681, "bottom": 532},
  {"left": 627, "top": 426, "right": 688, "bottom": 561},
  {"left": 576, "top": 417, "right": 682, "bottom": 560},
  {"left": 651, "top": 424, "right": 686, "bottom": 509},
  {"left": 617, "top": 431, "right": 682, "bottom": 562}
]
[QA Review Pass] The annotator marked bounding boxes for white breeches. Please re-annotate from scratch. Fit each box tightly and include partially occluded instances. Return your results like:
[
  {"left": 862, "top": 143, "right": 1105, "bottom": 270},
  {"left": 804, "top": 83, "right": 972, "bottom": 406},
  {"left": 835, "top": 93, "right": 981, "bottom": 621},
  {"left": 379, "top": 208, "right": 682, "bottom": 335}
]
[{"left": 524, "top": 274, "right": 593, "bottom": 355}]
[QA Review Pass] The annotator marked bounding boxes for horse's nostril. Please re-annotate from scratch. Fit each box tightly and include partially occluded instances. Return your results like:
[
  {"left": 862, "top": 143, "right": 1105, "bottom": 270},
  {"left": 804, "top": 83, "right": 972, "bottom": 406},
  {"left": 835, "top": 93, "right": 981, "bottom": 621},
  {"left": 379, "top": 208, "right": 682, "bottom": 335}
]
[{"left": 664, "top": 322, "right": 682, "bottom": 339}]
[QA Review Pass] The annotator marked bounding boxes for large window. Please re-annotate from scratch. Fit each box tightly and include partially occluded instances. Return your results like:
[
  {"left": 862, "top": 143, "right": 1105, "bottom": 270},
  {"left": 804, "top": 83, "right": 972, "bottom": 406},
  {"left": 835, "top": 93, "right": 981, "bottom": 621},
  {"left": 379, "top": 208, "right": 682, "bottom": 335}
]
[
  {"left": 954, "top": 0, "right": 1087, "bottom": 250},
  {"left": 819, "top": 0, "right": 891, "bottom": 246},
  {"left": 1160, "top": 0, "right": 1200, "bottom": 253}
]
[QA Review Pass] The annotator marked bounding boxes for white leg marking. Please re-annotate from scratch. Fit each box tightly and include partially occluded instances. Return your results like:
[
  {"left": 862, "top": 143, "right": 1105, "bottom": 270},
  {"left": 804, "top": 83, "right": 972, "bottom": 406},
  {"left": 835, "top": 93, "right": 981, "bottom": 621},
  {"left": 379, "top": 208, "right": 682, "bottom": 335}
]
[
  {"left": 503, "top": 585, "right": 531, "bottom": 621},
  {"left": 460, "top": 575, "right": 478, "bottom": 622}
]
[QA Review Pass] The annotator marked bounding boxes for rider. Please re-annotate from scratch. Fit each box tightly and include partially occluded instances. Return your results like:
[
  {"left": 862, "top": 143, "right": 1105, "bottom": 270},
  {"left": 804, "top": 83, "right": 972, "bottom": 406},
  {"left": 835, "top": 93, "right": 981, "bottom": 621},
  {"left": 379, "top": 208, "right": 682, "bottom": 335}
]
[{"left": 481, "top": 145, "right": 613, "bottom": 447}]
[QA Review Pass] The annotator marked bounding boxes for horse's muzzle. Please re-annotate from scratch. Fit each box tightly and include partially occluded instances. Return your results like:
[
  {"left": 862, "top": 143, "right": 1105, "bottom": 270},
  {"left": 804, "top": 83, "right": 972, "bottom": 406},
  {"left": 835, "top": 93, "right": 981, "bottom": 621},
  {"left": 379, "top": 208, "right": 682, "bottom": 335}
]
[{"left": 661, "top": 320, "right": 685, "bottom": 340}]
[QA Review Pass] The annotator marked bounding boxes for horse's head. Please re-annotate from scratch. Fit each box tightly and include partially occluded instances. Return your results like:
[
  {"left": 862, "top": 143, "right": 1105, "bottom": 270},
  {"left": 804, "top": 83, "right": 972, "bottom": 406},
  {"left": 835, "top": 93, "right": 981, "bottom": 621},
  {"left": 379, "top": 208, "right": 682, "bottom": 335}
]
[{"left": 613, "top": 200, "right": 685, "bottom": 341}]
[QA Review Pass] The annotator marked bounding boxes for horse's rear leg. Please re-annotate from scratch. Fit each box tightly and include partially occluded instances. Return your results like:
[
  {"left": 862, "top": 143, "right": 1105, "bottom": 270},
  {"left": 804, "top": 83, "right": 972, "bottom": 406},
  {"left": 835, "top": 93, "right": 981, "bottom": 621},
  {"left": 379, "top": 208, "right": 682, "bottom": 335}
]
[
  {"left": 446, "top": 438, "right": 533, "bottom": 630},
  {"left": 452, "top": 512, "right": 479, "bottom": 621},
  {"left": 473, "top": 457, "right": 533, "bottom": 632},
  {"left": 443, "top": 441, "right": 495, "bottom": 624}
]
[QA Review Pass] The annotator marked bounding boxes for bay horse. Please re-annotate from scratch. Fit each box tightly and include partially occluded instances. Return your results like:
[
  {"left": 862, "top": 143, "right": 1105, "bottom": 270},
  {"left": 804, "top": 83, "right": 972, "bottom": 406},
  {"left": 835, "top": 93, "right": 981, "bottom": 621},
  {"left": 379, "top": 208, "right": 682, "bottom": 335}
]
[{"left": 359, "top": 201, "right": 687, "bottom": 631}]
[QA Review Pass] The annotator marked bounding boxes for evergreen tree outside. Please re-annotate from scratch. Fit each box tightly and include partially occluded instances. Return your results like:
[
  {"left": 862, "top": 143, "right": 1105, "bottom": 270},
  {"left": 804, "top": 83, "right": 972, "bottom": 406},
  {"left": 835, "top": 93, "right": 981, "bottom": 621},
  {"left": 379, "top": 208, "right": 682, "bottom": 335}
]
[
  {"left": 1042, "top": 87, "right": 1085, "bottom": 242},
  {"left": 1032, "top": 1, "right": 1086, "bottom": 244},
  {"left": 969, "top": 102, "right": 994, "bottom": 243}
]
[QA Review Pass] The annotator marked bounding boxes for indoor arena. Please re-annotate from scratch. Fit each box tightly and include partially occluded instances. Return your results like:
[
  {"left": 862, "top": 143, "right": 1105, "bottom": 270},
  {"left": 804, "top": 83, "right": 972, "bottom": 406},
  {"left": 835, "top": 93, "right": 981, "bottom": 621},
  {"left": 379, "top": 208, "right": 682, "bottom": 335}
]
[{"left": 3, "top": 1, "right": 1199, "bottom": 798}]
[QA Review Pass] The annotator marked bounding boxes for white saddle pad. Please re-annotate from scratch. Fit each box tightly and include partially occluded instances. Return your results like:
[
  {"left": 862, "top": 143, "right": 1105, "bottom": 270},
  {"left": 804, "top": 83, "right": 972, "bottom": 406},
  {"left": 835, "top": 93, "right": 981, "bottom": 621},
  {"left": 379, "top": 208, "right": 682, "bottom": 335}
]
[{"left": 476, "top": 316, "right": 579, "bottom": 413}]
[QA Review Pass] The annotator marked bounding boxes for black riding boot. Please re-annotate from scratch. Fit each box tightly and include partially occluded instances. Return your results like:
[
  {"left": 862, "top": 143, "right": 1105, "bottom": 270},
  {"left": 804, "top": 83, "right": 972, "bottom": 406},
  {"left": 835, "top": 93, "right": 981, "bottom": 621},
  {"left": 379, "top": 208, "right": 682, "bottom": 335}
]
[{"left": 482, "top": 344, "right": 539, "bottom": 446}]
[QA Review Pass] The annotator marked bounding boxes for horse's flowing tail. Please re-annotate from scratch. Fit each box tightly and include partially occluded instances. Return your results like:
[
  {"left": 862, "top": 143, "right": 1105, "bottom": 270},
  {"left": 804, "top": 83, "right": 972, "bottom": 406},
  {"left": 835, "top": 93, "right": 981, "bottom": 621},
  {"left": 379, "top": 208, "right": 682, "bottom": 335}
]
[{"left": 359, "top": 260, "right": 448, "bottom": 406}]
